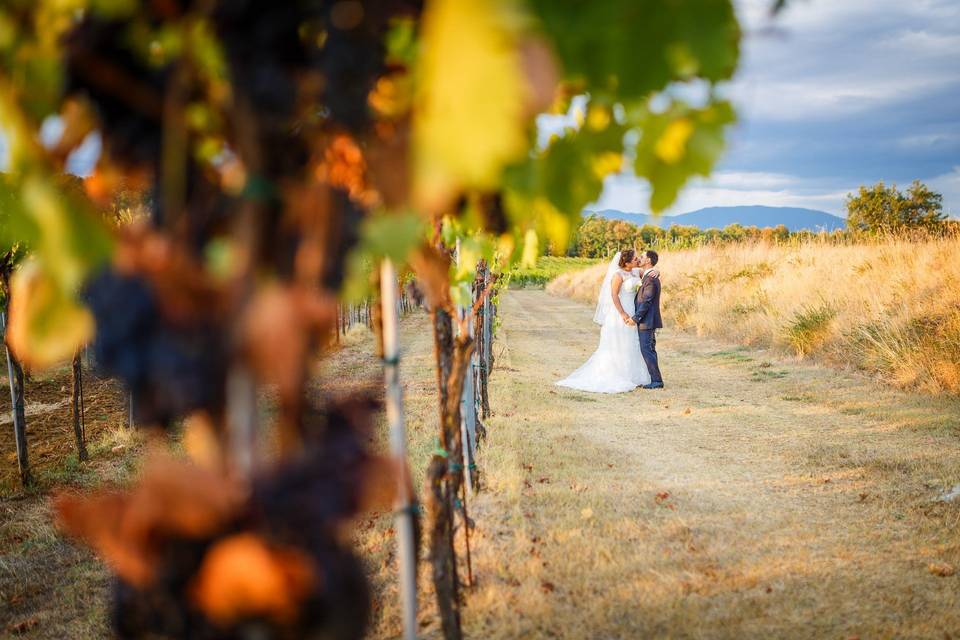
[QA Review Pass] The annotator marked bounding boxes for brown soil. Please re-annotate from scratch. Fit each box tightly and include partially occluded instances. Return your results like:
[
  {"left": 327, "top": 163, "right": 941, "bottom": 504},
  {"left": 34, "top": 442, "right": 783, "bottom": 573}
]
[{"left": 0, "top": 361, "right": 129, "bottom": 493}]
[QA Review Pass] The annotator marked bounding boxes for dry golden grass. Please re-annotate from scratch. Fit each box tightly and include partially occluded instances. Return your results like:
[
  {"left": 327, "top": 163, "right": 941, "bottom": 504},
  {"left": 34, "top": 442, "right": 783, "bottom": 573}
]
[
  {"left": 457, "top": 290, "right": 960, "bottom": 638},
  {"left": 548, "top": 236, "right": 960, "bottom": 394}
]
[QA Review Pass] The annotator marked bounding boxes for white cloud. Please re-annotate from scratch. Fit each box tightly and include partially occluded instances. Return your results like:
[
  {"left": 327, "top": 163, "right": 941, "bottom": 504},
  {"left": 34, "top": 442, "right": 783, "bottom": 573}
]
[
  {"left": 710, "top": 170, "right": 799, "bottom": 189},
  {"left": 898, "top": 132, "right": 960, "bottom": 149},
  {"left": 729, "top": 0, "right": 960, "bottom": 122},
  {"left": 729, "top": 75, "right": 954, "bottom": 122}
]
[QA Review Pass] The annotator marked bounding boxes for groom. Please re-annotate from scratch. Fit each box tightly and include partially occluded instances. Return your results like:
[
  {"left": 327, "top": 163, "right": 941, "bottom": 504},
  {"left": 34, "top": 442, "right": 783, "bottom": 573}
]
[{"left": 633, "top": 250, "right": 664, "bottom": 389}]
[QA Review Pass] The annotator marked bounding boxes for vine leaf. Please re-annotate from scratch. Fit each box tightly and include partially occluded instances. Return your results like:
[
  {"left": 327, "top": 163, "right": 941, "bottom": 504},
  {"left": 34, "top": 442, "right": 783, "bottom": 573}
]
[
  {"left": 529, "top": 0, "right": 740, "bottom": 98},
  {"left": 505, "top": 111, "right": 626, "bottom": 252},
  {"left": 413, "top": 0, "right": 530, "bottom": 211},
  {"left": 190, "top": 533, "right": 315, "bottom": 626},
  {"left": 634, "top": 99, "right": 736, "bottom": 212},
  {"left": 7, "top": 260, "right": 94, "bottom": 370}
]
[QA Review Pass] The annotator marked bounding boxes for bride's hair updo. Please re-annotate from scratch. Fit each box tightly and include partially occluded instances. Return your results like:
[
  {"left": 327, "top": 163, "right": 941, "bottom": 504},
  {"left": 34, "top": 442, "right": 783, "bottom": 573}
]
[{"left": 618, "top": 249, "right": 636, "bottom": 269}]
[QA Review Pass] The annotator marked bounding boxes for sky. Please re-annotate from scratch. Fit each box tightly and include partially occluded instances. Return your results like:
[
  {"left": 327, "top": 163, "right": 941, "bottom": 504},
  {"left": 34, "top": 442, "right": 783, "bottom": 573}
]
[
  {"left": 3, "top": 1, "right": 958, "bottom": 219},
  {"left": 552, "top": 0, "right": 960, "bottom": 217}
]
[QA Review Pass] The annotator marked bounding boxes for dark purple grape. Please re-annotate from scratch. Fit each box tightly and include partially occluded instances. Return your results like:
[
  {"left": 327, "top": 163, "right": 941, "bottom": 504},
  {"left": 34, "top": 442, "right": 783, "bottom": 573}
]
[{"left": 82, "top": 268, "right": 227, "bottom": 426}]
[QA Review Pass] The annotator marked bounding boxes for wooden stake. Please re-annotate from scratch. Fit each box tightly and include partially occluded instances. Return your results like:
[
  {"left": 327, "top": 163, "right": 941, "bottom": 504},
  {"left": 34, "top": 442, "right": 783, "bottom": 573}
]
[
  {"left": 428, "top": 306, "right": 462, "bottom": 640},
  {"left": 380, "top": 259, "right": 418, "bottom": 640},
  {"left": 2, "top": 310, "right": 31, "bottom": 486},
  {"left": 71, "top": 352, "right": 88, "bottom": 461},
  {"left": 226, "top": 365, "right": 257, "bottom": 479}
]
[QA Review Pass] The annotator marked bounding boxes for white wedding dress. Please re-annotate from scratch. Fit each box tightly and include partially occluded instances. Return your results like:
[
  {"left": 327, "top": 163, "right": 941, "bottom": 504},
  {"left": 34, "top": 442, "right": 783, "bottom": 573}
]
[{"left": 556, "top": 254, "right": 651, "bottom": 393}]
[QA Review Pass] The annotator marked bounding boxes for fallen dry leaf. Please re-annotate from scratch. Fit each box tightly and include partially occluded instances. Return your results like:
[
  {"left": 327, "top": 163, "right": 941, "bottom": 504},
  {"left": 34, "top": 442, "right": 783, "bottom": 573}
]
[
  {"left": 655, "top": 491, "right": 670, "bottom": 503},
  {"left": 928, "top": 562, "right": 956, "bottom": 577},
  {"left": 6, "top": 617, "right": 40, "bottom": 635}
]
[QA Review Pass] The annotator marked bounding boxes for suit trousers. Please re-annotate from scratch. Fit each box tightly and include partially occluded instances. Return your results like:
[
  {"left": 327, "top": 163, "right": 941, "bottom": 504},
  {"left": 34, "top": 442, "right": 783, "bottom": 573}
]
[{"left": 638, "top": 329, "right": 663, "bottom": 384}]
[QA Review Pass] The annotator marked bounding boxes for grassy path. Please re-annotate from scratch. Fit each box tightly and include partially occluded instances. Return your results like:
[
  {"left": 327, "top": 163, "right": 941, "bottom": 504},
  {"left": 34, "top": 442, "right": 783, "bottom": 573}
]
[{"left": 455, "top": 289, "right": 960, "bottom": 638}]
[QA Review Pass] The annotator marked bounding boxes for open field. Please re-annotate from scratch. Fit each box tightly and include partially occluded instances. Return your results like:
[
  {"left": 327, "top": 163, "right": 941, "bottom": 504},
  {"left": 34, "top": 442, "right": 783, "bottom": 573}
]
[
  {"left": 548, "top": 236, "right": 960, "bottom": 395},
  {"left": 456, "top": 289, "right": 960, "bottom": 638},
  {"left": 3, "top": 290, "right": 960, "bottom": 638}
]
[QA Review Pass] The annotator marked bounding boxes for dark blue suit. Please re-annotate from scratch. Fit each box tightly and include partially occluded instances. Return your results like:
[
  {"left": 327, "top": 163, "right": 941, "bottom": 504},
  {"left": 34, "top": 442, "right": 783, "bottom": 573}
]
[{"left": 632, "top": 272, "right": 663, "bottom": 385}]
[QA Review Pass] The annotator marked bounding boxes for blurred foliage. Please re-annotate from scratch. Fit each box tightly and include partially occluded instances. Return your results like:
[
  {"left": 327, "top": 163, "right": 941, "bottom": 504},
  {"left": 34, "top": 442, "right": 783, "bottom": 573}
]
[{"left": 0, "top": 0, "right": 743, "bottom": 351}]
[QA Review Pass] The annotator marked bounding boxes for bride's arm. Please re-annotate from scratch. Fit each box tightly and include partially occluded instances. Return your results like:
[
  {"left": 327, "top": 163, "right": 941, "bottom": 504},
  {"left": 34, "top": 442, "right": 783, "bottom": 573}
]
[{"left": 610, "top": 273, "right": 632, "bottom": 324}]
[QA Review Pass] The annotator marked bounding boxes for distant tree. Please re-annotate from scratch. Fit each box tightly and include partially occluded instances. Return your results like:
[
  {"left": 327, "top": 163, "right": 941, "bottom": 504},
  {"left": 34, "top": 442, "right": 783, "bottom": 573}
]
[
  {"left": 721, "top": 223, "right": 745, "bottom": 242},
  {"left": 573, "top": 216, "right": 610, "bottom": 258},
  {"left": 668, "top": 224, "right": 701, "bottom": 247},
  {"left": 609, "top": 220, "right": 637, "bottom": 251},
  {"left": 846, "top": 180, "right": 946, "bottom": 233},
  {"left": 638, "top": 224, "right": 664, "bottom": 248}
]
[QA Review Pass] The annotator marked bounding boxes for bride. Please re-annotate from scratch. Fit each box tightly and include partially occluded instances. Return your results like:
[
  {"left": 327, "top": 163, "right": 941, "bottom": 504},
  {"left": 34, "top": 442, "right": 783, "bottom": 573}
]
[{"left": 556, "top": 249, "right": 654, "bottom": 393}]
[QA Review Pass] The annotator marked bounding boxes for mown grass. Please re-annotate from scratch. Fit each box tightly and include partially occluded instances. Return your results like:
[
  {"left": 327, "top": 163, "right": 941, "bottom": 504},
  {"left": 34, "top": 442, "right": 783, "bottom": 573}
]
[{"left": 547, "top": 235, "right": 960, "bottom": 395}]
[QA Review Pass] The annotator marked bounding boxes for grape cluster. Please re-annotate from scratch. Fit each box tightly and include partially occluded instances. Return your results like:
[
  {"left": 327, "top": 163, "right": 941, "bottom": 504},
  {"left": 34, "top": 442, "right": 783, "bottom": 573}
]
[
  {"left": 82, "top": 268, "right": 227, "bottom": 427},
  {"left": 107, "top": 397, "right": 383, "bottom": 640}
]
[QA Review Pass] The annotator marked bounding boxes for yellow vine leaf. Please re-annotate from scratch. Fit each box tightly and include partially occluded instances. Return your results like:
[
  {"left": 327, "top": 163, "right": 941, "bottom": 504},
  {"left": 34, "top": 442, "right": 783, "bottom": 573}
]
[
  {"left": 655, "top": 117, "right": 694, "bottom": 164},
  {"left": 7, "top": 261, "right": 94, "bottom": 370},
  {"left": 22, "top": 177, "right": 88, "bottom": 290},
  {"left": 533, "top": 197, "right": 572, "bottom": 254},
  {"left": 520, "top": 228, "right": 538, "bottom": 268},
  {"left": 414, "top": 0, "right": 528, "bottom": 210}
]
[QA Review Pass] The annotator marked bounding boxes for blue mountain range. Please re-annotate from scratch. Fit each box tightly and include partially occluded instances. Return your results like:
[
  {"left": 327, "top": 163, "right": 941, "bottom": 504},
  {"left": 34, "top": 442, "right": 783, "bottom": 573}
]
[{"left": 587, "top": 205, "right": 847, "bottom": 232}]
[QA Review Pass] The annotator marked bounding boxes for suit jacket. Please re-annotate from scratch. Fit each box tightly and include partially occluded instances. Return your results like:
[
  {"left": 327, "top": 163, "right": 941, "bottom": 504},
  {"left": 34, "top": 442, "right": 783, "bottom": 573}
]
[{"left": 633, "top": 273, "right": 663, "bottom": 330}]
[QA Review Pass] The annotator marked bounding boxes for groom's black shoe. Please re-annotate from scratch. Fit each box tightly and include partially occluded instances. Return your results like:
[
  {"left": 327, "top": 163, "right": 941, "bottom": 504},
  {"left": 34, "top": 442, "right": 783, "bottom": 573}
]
[{"left": 642, "top": 382, "right": 664, "bottom": 389}]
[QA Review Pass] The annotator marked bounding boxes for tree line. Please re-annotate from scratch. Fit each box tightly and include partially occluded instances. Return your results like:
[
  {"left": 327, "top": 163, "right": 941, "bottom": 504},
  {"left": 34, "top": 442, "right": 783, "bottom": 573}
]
[{"left": 555, "top": 180, "right": 955, "bottom": 258}]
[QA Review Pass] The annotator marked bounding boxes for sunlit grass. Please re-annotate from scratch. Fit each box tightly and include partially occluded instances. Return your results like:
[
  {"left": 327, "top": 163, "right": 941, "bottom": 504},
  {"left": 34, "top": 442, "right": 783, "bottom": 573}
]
[{"left": 548, "top": 235, "right": 960, "bottom": 394}]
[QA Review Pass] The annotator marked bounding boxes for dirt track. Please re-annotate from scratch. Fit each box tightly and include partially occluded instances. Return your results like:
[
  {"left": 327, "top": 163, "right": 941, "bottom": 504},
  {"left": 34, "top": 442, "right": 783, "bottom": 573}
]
[{"left": 455, "top": 289, "right": 960, "bottom": 639}]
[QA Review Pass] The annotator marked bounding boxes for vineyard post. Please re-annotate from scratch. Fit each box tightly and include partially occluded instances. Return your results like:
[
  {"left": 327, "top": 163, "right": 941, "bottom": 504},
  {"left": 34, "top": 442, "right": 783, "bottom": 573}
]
[
  {"left": 458, "top": 306, "right": 478, "bottom": 493},
  {"left": 455, "top": 243, "right": 478, "bottom": 491},
  {"left": 226, "top": 365, "right": 258, "bottom": 478},
  {"left": 71, "top": 352, "right": 88, "bottom": 461},
  {"left": 480, "top": 269, "right": 493, "bottom": 419},
  {"left": 379, "top": 259, "right": 418, "bottom": 640},
  {"left": 1, "top": 310, "right": 31, "bottom": 486}
]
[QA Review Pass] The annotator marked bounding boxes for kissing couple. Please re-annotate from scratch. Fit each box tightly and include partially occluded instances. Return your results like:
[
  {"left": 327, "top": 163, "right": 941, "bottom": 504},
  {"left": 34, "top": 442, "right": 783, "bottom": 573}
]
[{"left": 556, "top": 249, "right": 664, "bottom": 393}]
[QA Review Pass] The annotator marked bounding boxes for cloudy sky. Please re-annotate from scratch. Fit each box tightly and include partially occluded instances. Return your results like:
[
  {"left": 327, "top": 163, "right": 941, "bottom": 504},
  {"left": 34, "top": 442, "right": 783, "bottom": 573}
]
[
  {"left": 3, "top": 1, "right": 957, "bottom": 219},
  {"left": 584, "top": 0, "right": 960, "bottom": 217}
]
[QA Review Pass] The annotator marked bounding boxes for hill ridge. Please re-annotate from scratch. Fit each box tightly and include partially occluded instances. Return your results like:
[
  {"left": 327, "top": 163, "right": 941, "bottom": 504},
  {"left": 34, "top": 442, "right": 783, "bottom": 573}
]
[{"left": 587, "top": 205, "right": 846, "bottom": 232}]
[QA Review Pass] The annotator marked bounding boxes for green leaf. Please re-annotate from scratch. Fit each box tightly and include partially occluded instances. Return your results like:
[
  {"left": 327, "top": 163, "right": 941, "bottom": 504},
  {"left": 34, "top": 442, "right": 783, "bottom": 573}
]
[
  {"left": 529, "top": 0, "right": 739, "bottom": 98},
  {"left": 362, "top": 211, "right": 427, "bottom": 265},
  {"left": 504, "top": 105, "right": 626, "bottom": 253},
  {"left": 633, "top": 99, "right": 735, "bottom": 212}
]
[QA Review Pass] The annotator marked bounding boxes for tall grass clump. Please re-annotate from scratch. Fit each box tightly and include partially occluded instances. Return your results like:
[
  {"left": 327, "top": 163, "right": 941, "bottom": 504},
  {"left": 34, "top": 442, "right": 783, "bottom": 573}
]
[
  {"left": 786, "top": 304, "right": 837, "bottom": 356},
  {"left": 547, "top": 234, "right": 960, "bottom": 394}
]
